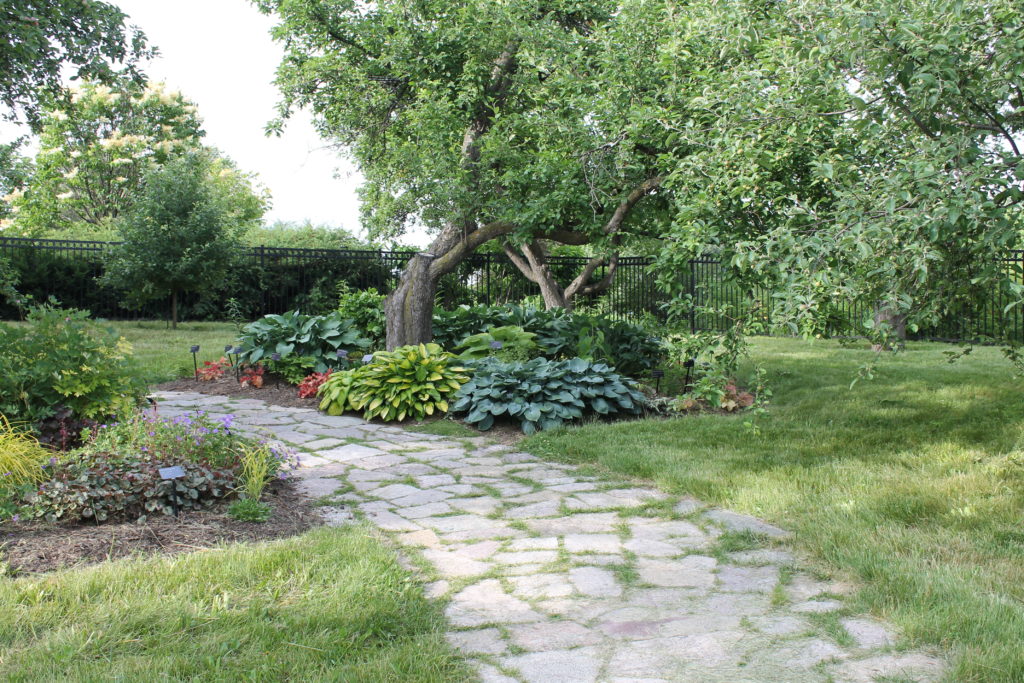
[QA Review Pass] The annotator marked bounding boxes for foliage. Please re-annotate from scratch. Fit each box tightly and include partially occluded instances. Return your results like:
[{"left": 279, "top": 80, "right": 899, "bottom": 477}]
[
  {"left": 434, "top": 304, "right": 661, "bottom": 376},
  {"left": 336, "top": 283, "right": 387, "bottom": 349},
  {"left": 453, "top": 357, "right": 646, "bottom": 435},
  {"left": 245, "top": 220, "right": 374, "bottom": 249},
  {"left": 227, "top": 497, "right": 272, "bottom": 522},
  {"left": 237, "top": 310, "right": 370, "bottom": 376},
  {"left": 6, "top": 82, "right": 204, "bottom": 235},
  {"left": 239, "top": 364, "right": 265, "bottom": 388},
  {"left": 196, "top": 356, "right": 229, "bottom": 381},
  {"left": 297, "top": 370, "right": 331, "bottom": 399},
  {"left": 318, "top": 344, "right": 469, "bottom": 422},
  {"left": 26, "top": 453, "right": 236, "bottom": 523},
  {"left": 102, "top": 153, "right": 264, "bottom": 327},
  {"left": 0, "top": 1, "right": 151, "bottom": 126},
  {"left": 24, "top": 409, "right": 301, "bottom": 523},
  {"left": 456, "top": 325, "right": 537, "bottom": 361},
  {"left": 0, "top": 304, "right": 144, "bottom": 428},
  {"left": 88, "top": 410, "right": 242, "bottom": 469},
  {"left": 0, "top": 415, "right": 51, "bottom": 519},
  {"left": 34, "top": 405, "right": 96, "bottom": 451},
  {"left": 236, "top": 442, "right": 278, "bottom": 503}
]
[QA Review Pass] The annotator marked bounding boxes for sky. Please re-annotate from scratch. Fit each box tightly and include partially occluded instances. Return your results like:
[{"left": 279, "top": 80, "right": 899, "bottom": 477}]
[{"left": 5, "top": 0, "right": 411, "bottom": 242}]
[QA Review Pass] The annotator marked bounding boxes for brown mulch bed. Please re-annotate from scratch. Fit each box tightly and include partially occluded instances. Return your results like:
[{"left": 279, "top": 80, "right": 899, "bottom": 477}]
[
  {"left": 152, "top": 374, "right": 318, "bottom": 410},
  {"left": 1, "top": 483, "right": 320, "bottom": 575}
]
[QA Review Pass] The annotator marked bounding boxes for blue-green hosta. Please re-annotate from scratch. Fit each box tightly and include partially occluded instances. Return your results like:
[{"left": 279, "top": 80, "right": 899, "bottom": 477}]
[
  {"left": 453, "top": 357, "right": 646, "bottom": 435},
  {"left": 318, "top": 343, "right": 469, "bottom": 422}
]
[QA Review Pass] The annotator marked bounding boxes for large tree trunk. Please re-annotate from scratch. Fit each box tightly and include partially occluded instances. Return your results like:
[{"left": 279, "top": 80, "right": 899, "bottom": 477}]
[{"left": 385, "top": 253, "right": 437, "bottom": 348}]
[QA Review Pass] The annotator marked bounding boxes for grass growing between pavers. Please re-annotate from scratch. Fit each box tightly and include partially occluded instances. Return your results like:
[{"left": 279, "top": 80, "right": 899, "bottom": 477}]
[
  {"left": 0, "top": 526, "right": 468, "bottom": 681},
  {"left": 523, "top": 337, "right": 1024, "bottom": 682}
]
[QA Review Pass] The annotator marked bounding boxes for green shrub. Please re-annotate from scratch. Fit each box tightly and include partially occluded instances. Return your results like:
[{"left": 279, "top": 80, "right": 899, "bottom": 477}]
[
  {"left": 0, "top": 305, "right": 145, "bottom": 428},
  {"left": 235, "top": 310, "right": 370, "bottom": 375},
  {"left": 453, "top": 357, "right": 646, "bottom": 434},
  {"left": 228, "top": 497, "right": 272, "bottom": 522},
  {"left": 0, "top": 416, "right": 51, "bottom": 520},
  {"left": 337, "top": 283, "right": 387, "bottom": 348},
  {"left": 318, "top": 343, "right": 469, "bottom": 421},
  {"left": 456, "top": 325, "right": 538, "bottom": 361}
]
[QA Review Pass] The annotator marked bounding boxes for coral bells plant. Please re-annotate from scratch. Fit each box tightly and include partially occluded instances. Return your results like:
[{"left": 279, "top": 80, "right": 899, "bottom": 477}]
[
  {"left": 297, "top": 370, "right": 331, "bottom": 399},
  {"left": 196, "top": 356, "right": 229, "bottom": 381},
  {"left": 239, "top": 365, "right": 265, "bottom": 388}
]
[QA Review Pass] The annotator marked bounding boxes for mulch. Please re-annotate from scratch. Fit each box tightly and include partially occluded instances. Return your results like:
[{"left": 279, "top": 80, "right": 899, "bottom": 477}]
[
  {"left": 152, "top": 374, "right": 318, "bottom": 410},
  {"left": 1, "top": 483, "right": 320, "bottom": 575}
]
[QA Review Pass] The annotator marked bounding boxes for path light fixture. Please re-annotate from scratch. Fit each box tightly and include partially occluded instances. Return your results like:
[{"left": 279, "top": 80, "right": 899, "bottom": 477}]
[
  {"left": 231, "top": 346, "right": 244, "bottom": 379},
  {"left": 190, "top": 345, "right": 200, "bottom": 381},
  {"left": 336, "top": 349, "right": 348, "bottom": 359},
  {"left": 490, "top": 341, "right": 503, "bottom": 350},
  {"left": 270, "top": 352, "right": 281, "bottom": 362},
  {"left": 362, "top": 353, "right": 374, "bottom": 364}
]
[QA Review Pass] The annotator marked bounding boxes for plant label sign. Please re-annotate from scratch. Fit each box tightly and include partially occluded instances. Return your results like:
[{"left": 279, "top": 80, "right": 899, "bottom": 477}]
[{"left": 159, "top": 465, "right": 186, "bottom": 480}]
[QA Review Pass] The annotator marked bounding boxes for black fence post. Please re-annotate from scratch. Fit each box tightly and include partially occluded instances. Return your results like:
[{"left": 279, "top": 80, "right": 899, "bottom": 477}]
[
  {"left": 258, "top": 245, "right": 268, "bottom": 316},
  {"left": 688, "top": 258, "right": 696, "bottom": 334}
]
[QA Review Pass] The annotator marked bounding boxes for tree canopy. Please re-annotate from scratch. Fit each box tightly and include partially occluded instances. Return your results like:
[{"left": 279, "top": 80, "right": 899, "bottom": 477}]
[
  {"left": 0, "top": 0, "right": 151, "bottom": 126},
  {"left": 256, "top": 0, "right": 1023, "bottom": 350}
]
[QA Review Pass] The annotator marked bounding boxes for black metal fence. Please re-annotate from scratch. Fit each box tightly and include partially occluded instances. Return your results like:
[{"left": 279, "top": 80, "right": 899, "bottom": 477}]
[
  {"left": 2, "top": 236, "right": 1021, "bottom": 343},
  {"left": 0, "top": 237, "right": 661, "bottom": 322}
]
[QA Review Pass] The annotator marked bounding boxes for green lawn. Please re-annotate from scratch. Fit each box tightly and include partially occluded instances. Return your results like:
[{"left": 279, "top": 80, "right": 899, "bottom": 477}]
[
  {"left": 0, "top": 526, "right": 466, "bottom": 681},
  {"left": 111, "top": 320, "right": 240, "bottom": 383},
  {"left": 524, "top": 337, "right": 1024, "bottom": 682}
]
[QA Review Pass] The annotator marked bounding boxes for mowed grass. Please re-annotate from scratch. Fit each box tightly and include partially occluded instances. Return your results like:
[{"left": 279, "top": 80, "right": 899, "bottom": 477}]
[
  {"left": 0, "top": 526, "right": 467, "bottom": 682},
  {"left": 524, "top": 337, "right": 1024, "bottom": 682},
  {"left": 107, "top": 320, "right": 240, "bottom": 383}
]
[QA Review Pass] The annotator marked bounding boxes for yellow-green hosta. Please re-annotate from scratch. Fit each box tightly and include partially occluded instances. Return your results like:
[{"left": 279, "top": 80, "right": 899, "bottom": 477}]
[{"left": 318, "top": 344, "right": 469, "bottom": 422}]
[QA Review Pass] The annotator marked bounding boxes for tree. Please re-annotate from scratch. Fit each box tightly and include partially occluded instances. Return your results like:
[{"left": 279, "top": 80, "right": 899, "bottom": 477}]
[
  {"left": 0, "top": 0, "right": 151, "bottom": 126},
  {"left": 7, "top": 81, "right": 205, "bottom": 237},
  {"left": 102, "top": 153, "right": 266, "bottom": 328},
  {"left": 0, "top": 139, "right": 32, "bottom": 226},
  {"left": 253, "top": 0, "right": 677, "bottom": 347},
  {"left": 649, "top": 0, "right": 1024, "bottom": 348}
]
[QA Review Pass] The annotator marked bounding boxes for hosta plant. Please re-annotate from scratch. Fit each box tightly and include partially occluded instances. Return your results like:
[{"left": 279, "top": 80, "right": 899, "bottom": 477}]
[
  {"left": 456, "top": 325, "right": 538, "bottom": 361},
  {"left": 453, "top": 357, "right": 646, "bottom": 435},
  {"left": 235, "top": 310, "right": 370, "bottom": 374},
  {"left": 318, "top": 344, "right": 469, "bottom": 422}
]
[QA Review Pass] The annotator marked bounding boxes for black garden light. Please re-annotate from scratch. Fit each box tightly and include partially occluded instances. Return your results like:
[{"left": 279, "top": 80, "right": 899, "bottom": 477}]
[
  {"left": 362, "top": 353, "right": 374, "bottom": 364},
  {"left": 490, "top": 341, "right": 503, "bottom": 350},
  {"left": 270, "top": 352, "right": 282, "bottom": 362},
  {"left": 190, "top": 345, "right": 200, "bottom": 381},
  {"left": 336, "top": 349, "right": 348, "bottom": 359},
  {"left": 231, "top": 346, "right": 244, "bottom": 379}
]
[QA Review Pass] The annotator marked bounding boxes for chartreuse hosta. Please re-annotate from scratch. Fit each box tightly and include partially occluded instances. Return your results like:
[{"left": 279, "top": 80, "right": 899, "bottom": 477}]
[{"left": 318, "top": 344, "right": 469, "bottom": 422}]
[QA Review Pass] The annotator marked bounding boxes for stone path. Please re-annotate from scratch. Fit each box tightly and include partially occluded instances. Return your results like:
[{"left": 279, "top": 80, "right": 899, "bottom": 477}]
[{"left": 152, "top": 390, "right": 946, "bottom": 683}]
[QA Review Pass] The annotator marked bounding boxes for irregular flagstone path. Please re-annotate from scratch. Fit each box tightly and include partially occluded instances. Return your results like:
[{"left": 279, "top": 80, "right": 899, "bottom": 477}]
[{"left": 152, "top": 391, "right": 946, "bottom": 683}]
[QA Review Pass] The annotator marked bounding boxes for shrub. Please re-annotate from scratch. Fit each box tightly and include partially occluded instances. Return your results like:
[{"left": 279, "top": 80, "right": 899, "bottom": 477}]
[
  {"left": 318, "top": 344, "right": 469, "bottom": 421},
  {"left": 0, "top": 305, "right": 145, "bottom": 429},
  {"left": 453, "top": 357, "right": 646, "bottom": 434},
  {"left": 337, "top": 283, "right": 386, "bottom": 348},
  {"left": 456, "top": 325, "right": 538, "bottom": 361},
  {"left": 236, "top": 310, "right": 370, "bottom": 375},
  {"left": 297, "top": 371, "right": 331, "bottom": 399}
]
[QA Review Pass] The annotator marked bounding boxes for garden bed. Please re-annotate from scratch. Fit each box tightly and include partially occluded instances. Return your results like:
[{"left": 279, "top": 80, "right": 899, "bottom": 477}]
[
  {"left": 1, "top": 482, "right": 317, "bottom": 575},
  {"left": 153, "top": 374, "right": 318, "bottom": 410}
]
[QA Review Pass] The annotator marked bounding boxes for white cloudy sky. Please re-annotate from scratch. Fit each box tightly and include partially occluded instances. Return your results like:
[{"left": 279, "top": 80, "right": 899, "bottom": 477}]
[{"left": 6, "top": 0, "right": 432, "bottom": 244}]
